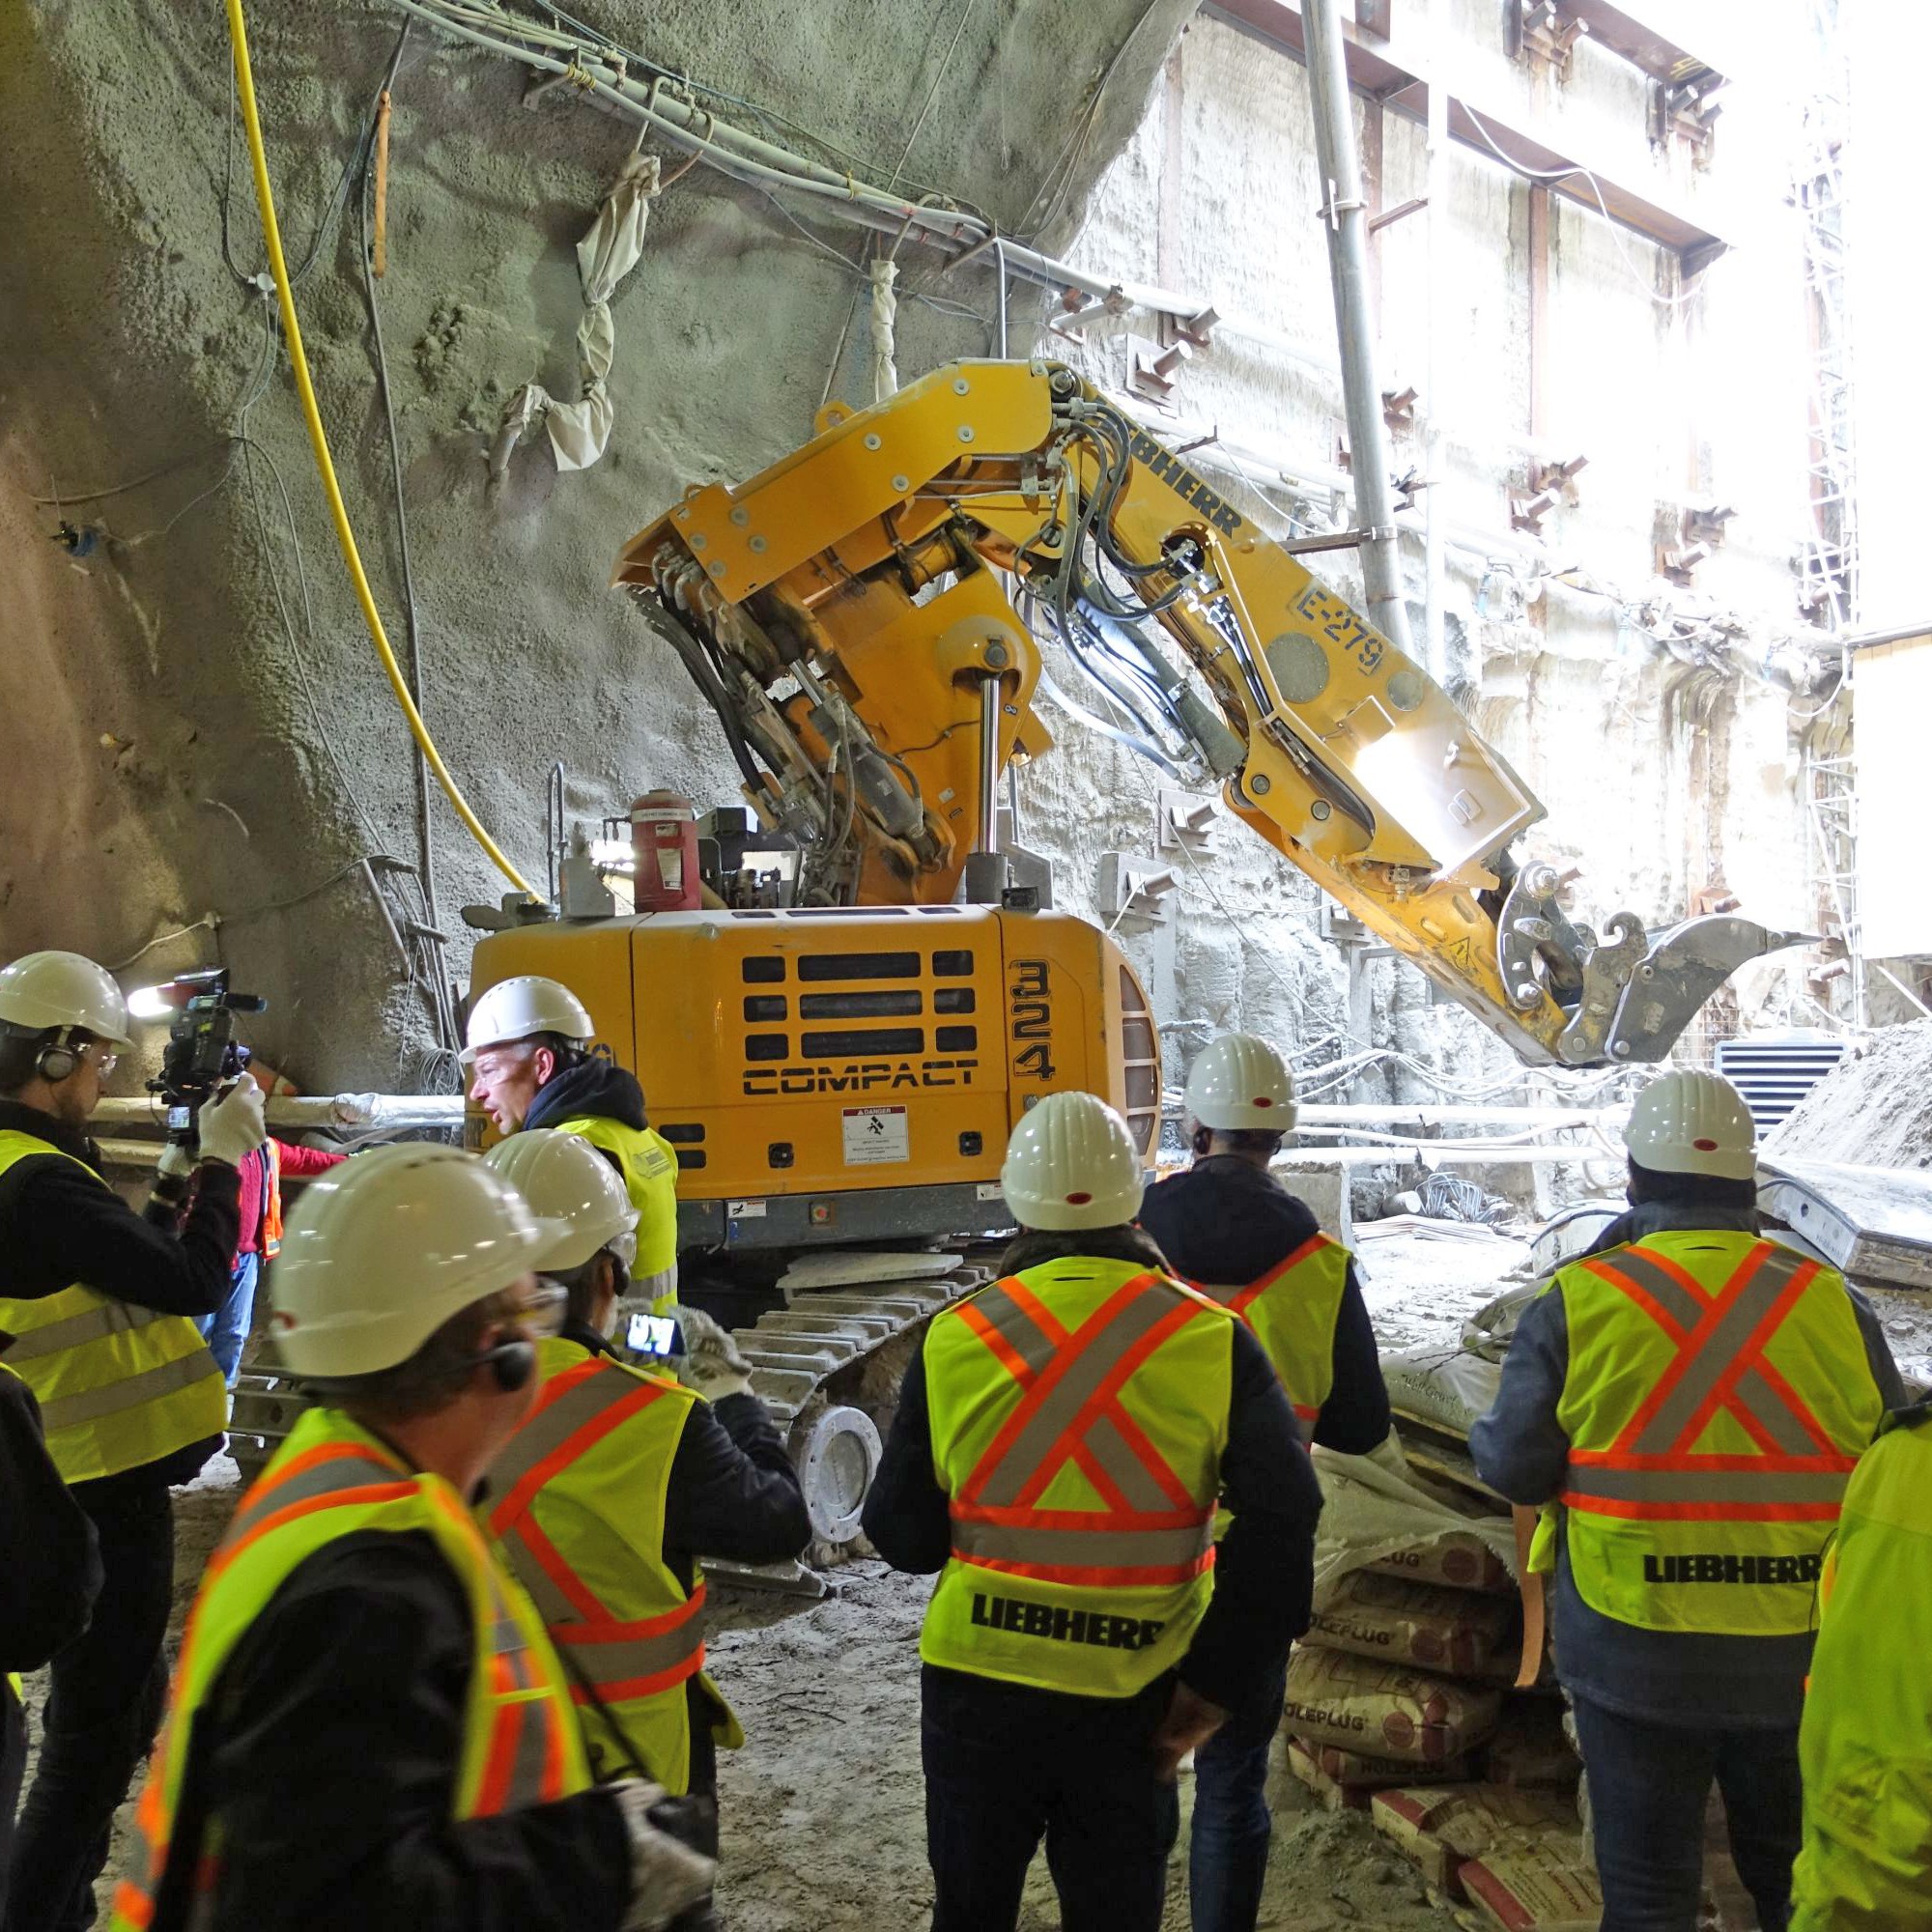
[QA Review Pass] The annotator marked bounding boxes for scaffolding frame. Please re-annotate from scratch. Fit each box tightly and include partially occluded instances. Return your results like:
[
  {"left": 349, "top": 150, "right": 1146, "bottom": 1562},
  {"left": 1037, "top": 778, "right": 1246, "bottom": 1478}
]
[
  {"left": 1804, "top": 747, "right": 1863, "bottom": 1028},
  {"left": 1794, "top": 0, "right": 1857, "bottom": 632}
]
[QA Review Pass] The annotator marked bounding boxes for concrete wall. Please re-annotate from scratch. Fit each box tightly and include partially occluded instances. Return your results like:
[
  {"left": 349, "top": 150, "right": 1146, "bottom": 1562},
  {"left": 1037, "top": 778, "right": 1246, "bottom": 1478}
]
[{"left": 1035, "top": 2, "right": 1831, "bottom": 1105}]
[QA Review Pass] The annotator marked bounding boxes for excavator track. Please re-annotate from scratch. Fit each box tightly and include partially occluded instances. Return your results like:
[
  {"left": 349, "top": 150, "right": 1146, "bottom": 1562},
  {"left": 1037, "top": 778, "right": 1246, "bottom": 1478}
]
[{"left": 229, "top": 1250, "right": 991, "bottom": 1595}]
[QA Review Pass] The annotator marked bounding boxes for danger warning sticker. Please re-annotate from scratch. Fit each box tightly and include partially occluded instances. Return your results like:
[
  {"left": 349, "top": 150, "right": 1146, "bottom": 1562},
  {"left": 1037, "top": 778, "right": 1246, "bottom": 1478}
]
[{"left": 842, "top": 1105, "right": 910, "bottom": 1166}]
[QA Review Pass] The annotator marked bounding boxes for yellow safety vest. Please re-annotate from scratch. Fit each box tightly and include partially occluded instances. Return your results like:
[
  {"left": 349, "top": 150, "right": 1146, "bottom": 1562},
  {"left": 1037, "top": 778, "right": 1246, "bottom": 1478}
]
[
  {"left": 1190, "top": 1231, "right": 1350, "bottom": 1439},
  {"left": 921, "top": 1256, "right": 1235, "bottom": 1698},
  {"left": 1788, "top": 1407, "right": 1932, "bottom": 1932},
  {"left": 0, "top": 1131, "right": 226, "bottom": 1485},
  {"left": 1553, "top": 1231, "right": 1882, "bottom": 1636},
  {"left": 109, "top": 1407, "right": 588, "bottom": 1932},
  {"left": 553, "top": 1117, "right": 680, "bottom": 1311},
  {"left": 486, "top": 1335, "right": 739, "bottom": 1795}
]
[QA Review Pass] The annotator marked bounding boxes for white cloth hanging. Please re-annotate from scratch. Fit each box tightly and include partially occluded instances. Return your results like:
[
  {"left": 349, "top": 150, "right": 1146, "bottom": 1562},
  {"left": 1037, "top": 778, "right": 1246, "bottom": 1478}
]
[{"left": 491, "top": 149, "right": 660, "bottom": 478}]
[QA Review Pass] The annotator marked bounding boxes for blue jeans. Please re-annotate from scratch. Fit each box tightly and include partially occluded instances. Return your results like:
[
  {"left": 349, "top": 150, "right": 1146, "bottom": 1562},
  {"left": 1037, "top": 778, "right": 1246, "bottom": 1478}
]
[
  {"left": 196, "top": 1251, "right": 258, "bottom": 1388},
  {"left": 1188, "top": 1652, "right": 1288, "bottom": 1932},
  {"left": 1571, "top": 1695, "right": 1802, "bottom": 1932}
]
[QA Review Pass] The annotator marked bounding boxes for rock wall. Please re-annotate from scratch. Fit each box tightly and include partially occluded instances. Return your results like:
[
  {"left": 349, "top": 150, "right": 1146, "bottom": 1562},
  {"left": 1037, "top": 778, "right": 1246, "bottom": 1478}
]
[{"left": 0, "top": 0, "right": 1188, "bottom": 1086}]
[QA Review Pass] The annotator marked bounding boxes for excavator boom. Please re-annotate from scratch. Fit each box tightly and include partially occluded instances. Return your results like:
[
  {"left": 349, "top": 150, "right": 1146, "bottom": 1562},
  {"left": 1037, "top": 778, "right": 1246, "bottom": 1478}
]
[{"left": 616, "top": 359, "right": 1799, "bottom": 1068}]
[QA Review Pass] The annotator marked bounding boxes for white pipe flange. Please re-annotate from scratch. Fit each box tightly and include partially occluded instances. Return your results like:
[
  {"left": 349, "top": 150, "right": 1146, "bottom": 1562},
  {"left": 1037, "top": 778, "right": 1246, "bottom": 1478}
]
[{"left": 791, "top": 1405, "right": 883, "bottom": 1545}]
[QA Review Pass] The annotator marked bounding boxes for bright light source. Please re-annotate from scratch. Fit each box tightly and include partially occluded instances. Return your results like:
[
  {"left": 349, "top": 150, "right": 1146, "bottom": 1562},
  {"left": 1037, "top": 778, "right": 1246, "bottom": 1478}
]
[
  {"left": 590, "top": 838, "right": 634, "bottom": 867},
  {"left": 126, "top": 984, "right": 175, "bottom": 1021}
]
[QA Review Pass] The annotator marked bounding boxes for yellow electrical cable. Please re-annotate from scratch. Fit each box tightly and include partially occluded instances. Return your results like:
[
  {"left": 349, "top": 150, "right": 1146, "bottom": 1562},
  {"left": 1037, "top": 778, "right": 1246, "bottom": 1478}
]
[{"left": 224, "top": 0, "right": 536, "bottom": 896}]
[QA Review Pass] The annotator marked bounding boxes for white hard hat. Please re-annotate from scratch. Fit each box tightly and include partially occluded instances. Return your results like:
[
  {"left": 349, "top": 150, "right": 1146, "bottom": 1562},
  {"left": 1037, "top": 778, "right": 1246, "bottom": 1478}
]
[
  {"left": 484, "top": 1129, "right": 638, "bottom": 1272},
  {"left": 0, "top": 951, "right": 134, "bottom": 1050},
  {"left": 1623, "top": 1068, "right": 1757, "bottom": 1181},
  {"left": 1185, "top": 1032, "right": 1296, "bottom": 1131},
  {"left": 270, "top": 1143, "right": 576, "bottom": 1380},
  {"left": 1000, "top": 1090, "right": 1146, "bottom": 1232},
  {"left": 462, "top": 976, "right": 595, "bottom": 1065}
]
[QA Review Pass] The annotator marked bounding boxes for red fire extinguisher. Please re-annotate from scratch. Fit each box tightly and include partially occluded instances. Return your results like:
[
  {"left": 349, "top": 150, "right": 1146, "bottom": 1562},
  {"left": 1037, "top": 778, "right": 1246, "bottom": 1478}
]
[{"left": 630, "top": 790, "right": 701, "bottom": 912}]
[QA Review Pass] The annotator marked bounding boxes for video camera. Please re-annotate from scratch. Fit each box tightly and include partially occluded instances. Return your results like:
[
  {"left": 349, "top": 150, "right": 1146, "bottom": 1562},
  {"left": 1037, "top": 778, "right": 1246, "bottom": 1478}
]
[{"left": 140, "top": 969, "right": 267, "bottom": 1147}]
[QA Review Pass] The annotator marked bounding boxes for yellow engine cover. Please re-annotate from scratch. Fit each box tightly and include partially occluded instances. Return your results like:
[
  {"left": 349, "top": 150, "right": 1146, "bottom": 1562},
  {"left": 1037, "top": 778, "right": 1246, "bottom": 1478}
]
[{"left": 468, "top": 907, "right": 1158, "bottom": 1251}]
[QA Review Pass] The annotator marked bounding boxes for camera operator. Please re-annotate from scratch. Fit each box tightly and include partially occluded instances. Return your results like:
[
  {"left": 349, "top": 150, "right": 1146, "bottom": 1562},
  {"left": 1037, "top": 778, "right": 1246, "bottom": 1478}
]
[{"left": 0, "top": 951, "right": 267, "bottom": 1932}]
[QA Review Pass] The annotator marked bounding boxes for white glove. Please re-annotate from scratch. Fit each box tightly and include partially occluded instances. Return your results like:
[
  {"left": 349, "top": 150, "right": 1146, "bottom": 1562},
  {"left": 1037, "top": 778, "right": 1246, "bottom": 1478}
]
[
  {"left": 675, "top": 1306, "right": 753, "bottom": 1404},
  {"left": 156, "top": 1144, "right": 195, "bottom": 1182},
  {"left": 608, "top": 1780, "right": 716, "bottom": 1932},
  {"left": 196, "top": 1074, "right": 268, "bottom": 1170}
]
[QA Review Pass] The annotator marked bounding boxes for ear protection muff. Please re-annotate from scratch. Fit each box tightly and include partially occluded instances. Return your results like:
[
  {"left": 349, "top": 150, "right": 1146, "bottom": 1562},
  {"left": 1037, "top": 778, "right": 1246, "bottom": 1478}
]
[
  {"left": 469, "top": 1338, "right": 535, "bottom": 1393},
  {"left": 36, "top": 1031, "right": 80, "bottom": 1082}
]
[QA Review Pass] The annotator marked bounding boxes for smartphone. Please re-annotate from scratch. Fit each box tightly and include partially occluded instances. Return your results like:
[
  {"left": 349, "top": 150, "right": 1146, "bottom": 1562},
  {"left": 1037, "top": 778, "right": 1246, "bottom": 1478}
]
[{"left": 626, "top": 1312, "right": 683, "bottom": 1359}]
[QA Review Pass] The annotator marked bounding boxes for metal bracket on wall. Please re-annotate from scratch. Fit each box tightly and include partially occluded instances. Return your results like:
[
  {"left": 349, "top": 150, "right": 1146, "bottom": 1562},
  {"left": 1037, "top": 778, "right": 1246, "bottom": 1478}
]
[
  {"left": 1507, "top": 1, "right": 1587, "bottom": 78},
  {"left": 1509, "top": 455, "right": 1588, "bottom": 535},
  {"left": 1098, "top": 852, "right": 1179, "bottom": 929},
  {"left": 1127, "top": 335, "right": 1190, "bottom": 409},
  {"left": 1156, "top": 790, "right": 1218, "bottom": 856}
]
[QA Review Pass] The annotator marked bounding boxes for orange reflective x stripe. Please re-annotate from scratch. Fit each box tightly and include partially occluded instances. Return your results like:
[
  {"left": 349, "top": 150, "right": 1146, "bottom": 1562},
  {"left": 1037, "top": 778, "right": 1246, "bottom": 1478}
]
[
  {"left": 1219, "top": 1235, "right": 1326, "bottom": 1321},
  {"left": 1188, "top": 1234, "right": 1327, "bottom": 1429},
  {"left": 1563, "top": 1240, "right": 1858, "bottom": 1522},
  {"left": 489, "top": 1356, "right": 708, "bottom": 1704},
  {"left": 948, "top": 1272, "right": 1217, "bottom": 1587}
]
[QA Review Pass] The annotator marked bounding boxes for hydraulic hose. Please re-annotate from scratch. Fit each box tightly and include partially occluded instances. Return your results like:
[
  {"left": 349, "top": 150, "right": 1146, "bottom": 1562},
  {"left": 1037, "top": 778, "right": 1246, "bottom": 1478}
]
[{"left": 223, "top": 0, "right": 535, "bottom": 895}]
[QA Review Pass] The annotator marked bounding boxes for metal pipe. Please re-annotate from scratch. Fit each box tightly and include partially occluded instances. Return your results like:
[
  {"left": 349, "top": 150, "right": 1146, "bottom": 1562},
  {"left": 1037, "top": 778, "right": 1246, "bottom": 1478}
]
[
  {"left": 1841, "top": 620, "right": 1932, "bottom": 654},
  {"left": 1295, "top": 1103, "right": 1626, "bottom": 1127},
  {"left": 975, "top": 672, "right": 1002, "bottom": 854},
  {"left": 1300, "top": 0, "right": 1413, "bottom": 651},
  {"left": 993, "top": 237, "right": 1009, "bottom": 357},
  {"left": 1422, "top": 0, "right": 1449, "bottom": 684},
  {"left": 1267, "top": 1144, "right": 1611, "bottom": 1169},
  {"left": 94, "top": 1094, "right": 468, "bottom": 1133}
]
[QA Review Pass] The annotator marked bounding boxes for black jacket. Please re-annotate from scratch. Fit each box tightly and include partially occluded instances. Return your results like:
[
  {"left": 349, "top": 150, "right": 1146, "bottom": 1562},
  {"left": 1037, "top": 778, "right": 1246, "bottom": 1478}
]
[
  {"left": 1139, "top": 1157, "right": 1391, "bottom": 1454},
  {"left": 527, "top": 1058, "right": 649, "bottom": 1135},
  {"left": 0, "top": 1099, "right": 238, "bottom": 1496},
  {"left": 0, "top": 1368, "right": 101, "bottom": 1672},
  {"left": 160, "top": 1530, "right": 634, "bottom": 1932},
  {"left": 863, "top": 1275, "right": 1321, "bottom": 1716}
]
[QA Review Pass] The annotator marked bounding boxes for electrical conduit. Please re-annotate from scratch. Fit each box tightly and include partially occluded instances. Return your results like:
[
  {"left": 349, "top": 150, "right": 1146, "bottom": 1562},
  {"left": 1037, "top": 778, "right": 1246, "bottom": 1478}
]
[{"left": 223, "top": 0, "right": 535, "bottom": 895}]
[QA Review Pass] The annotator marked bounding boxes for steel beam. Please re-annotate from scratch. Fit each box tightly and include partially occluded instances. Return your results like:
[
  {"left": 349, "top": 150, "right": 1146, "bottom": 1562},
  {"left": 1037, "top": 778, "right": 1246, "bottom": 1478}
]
[{"left": 1206, "top": 0, "right": 1727, "bottom": 261}]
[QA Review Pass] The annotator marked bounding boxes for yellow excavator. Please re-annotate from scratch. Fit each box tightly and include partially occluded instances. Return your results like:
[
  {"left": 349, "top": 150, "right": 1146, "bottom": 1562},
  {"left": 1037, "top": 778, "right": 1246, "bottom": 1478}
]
[{"left": 465, "top": 358, "right": 1797, "bottom": 1561}]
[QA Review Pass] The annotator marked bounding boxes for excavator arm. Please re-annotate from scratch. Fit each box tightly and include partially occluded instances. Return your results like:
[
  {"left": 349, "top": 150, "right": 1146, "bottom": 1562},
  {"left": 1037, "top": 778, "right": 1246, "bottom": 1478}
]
[{"left": 615, "top": 359, "right": 1799, "bottom": 1068}]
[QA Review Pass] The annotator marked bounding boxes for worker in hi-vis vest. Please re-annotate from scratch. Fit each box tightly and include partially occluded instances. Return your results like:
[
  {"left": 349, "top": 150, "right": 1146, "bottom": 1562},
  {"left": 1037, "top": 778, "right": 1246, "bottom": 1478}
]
[
  {"left": 1471, "top": 1069, "right": 1903, "bottom": 1932},
  {"left": 0, "top": 950, "right": 265, "bottom": 1932},
  {"left": 864, "top": 1091, "right": 1321, "bottom": 1932},
  {"left": 1139, "top": 1032, "right": 1389, "bottom": 1932},
  {"left": 1786, "top": 1397, "right": 1932, "bottom": 1931},
  {"left": 482, "top": 1131, "right": 808, "bottom": 1907},
  {"left": 108, "top": 1143, "right": 715, "bottom": 1932},
  {"left": 465, "top": 976, "right": 680, "bottom": 1317}
]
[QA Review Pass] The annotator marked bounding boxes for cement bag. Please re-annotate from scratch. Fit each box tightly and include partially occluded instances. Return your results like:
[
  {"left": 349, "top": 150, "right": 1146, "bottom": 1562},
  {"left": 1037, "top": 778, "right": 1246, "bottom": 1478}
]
[
  {"left": 1284, "top": 1643, "right": 1503, "bottom": 1764},
  {"left": 1370, "top": 1784, "right": 1578, "bottom": 1898},
  {"left": 1463, "top": 1279, "right": 1546, "bottom": 1357},
  {"left": 1381, "top": 1342, "right": 1503, "bottom": 1436},
  {"left": 1309, "top": 1568, "right": 1519, "bottom": 1677},
  {"left": 1459, "top": 1842, "right": 1602, "bottom": 1931},
  {"left": 1482, "top": 1696, "right": 1579, "bottom": 1791},
  {"left": 1302, "top": 1739, "right": 1470, "bottom": 1789},
  {"left": 1312, "top": 1435, "right": 1517, "bottom": 1607}
]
